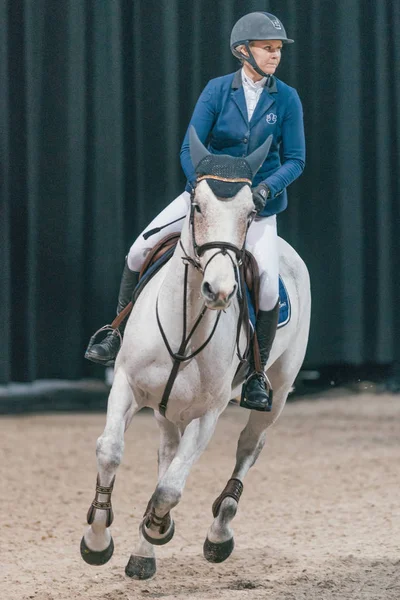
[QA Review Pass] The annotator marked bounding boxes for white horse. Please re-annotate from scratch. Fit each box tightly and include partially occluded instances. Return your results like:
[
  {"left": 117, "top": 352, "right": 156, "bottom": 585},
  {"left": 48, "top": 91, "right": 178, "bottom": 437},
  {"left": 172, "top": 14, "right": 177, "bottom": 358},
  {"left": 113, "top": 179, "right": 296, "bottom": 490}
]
[{"left": 80, "top": 129, "right": 311, "bottom": 579}]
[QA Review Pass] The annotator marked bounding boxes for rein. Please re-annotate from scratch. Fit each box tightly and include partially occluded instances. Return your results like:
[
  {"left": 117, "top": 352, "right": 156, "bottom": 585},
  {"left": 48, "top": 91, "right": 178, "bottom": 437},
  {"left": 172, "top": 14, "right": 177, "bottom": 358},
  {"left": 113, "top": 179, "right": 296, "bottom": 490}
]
[{"left": 157, "top": 188, "right": 254, "bottom": 417}]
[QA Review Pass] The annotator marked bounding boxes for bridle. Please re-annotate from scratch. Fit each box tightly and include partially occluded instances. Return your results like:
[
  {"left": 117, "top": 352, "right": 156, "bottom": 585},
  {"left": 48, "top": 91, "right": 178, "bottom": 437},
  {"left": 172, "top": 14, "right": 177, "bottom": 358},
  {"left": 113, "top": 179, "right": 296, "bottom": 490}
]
[{"left": 157, "top": 181, "right": 256, "bottom": 417}]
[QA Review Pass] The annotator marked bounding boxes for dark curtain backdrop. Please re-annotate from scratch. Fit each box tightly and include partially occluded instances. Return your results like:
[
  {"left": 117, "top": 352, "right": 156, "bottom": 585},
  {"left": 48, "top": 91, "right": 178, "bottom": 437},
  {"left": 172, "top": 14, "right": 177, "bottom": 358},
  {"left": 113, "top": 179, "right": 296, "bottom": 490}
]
[{"left": 1, "top": 0, "right": 399, "bottom": 383}]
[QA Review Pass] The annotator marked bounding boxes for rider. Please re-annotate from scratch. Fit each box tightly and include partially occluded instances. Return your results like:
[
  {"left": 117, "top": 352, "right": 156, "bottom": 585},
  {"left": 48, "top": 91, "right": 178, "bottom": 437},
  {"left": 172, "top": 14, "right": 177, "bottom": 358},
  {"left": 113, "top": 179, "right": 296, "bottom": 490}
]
[{"left": 85, "top": 12, "right": 306, "bottom": 412}]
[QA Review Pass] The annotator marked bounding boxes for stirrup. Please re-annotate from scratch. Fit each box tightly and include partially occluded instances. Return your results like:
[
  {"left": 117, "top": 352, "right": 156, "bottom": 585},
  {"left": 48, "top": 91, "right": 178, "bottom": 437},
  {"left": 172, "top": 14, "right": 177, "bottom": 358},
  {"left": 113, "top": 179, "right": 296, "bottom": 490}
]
[
  {"left": 240, "top": 370, "right": 273, "bottom": 411},
  {"left": 85, "top": 325, "right": 122, "bottom": 354},
  {"left": 245, "top": 369, "right": 271, "bottom": 389}
]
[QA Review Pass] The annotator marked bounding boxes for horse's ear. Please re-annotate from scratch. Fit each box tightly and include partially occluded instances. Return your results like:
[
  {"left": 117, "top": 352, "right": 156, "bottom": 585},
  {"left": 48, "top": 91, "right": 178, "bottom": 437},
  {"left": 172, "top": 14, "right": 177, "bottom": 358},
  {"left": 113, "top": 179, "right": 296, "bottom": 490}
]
[
  {"left": 246, "top": 135, "right": 273, "bottom": 178},
  {"left": 189, "top": 126, "right": 210, "bottom": 170}
]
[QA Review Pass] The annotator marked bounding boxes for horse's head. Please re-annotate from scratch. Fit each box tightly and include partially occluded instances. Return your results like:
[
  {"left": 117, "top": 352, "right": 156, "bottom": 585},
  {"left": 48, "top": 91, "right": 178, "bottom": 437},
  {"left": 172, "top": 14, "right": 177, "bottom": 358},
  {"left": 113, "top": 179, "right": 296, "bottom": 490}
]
[{"left": 188, "top": 127, "right": 272, "bottom": 310}]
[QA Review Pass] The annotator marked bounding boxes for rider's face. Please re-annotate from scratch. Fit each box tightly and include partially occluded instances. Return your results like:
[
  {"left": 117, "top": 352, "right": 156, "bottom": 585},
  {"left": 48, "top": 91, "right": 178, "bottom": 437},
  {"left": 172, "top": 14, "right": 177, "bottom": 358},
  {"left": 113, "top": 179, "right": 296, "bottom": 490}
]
[{"left": 240, "top": 40, "right": 283, "bottom": 80}]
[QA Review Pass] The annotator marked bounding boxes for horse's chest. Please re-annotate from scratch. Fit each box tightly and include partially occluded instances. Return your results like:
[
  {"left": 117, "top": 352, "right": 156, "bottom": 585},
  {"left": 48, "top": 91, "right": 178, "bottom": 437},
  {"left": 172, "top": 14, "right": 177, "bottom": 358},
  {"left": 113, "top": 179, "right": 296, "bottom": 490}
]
[{"left": 131, "top": 354, "right": 232, "bottom": 420}]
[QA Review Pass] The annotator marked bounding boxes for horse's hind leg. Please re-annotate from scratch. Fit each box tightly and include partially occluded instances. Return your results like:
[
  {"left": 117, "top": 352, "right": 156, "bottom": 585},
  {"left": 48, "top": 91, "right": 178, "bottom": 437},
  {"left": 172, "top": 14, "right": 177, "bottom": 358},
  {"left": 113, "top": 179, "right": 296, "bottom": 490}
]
[
  {"left": 204, "top": 365, "right": 293, "bottom": 563},
  {"left": 205, "top": 297, "right": 310, "bottom": 563},
  {"left": 81, "top": 368, "right": 138, "bottom": 566},
  {"left": 125, "top": 413, "right": 181, "bottom": 580}
]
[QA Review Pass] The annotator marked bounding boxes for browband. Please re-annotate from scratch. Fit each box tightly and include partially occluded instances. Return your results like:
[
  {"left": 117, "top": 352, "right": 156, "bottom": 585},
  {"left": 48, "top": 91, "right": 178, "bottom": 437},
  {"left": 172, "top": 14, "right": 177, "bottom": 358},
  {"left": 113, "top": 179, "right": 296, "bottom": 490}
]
[{"left": 196, "top": 174, "right": 252, "bottom": 185}]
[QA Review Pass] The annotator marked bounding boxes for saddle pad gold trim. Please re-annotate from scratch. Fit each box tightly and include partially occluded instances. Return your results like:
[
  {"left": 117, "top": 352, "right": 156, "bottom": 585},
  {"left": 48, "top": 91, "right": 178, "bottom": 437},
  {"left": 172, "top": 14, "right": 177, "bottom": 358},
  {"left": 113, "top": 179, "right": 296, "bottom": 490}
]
[{"left": 197, "top": 175, "right": 252, "bottom": 184}]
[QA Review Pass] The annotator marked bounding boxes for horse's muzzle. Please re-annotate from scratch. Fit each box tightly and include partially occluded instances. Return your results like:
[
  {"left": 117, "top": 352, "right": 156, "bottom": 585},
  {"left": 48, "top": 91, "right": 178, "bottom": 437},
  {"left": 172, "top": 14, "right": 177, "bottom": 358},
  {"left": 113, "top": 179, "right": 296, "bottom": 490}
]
[{"left": 201, "top": 281, "right": 238, "bottom": 309}]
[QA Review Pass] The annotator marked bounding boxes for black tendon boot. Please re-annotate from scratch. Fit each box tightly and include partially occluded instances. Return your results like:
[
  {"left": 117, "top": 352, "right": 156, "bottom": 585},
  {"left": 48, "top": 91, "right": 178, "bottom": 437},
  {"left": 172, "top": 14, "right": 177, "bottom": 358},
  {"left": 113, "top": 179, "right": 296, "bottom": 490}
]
[
  {"left": 241, "top": 300, "right": 280, "bottom": 412},
  {"left": 85, "top": 261, "right": 140, "bottom": 366}
]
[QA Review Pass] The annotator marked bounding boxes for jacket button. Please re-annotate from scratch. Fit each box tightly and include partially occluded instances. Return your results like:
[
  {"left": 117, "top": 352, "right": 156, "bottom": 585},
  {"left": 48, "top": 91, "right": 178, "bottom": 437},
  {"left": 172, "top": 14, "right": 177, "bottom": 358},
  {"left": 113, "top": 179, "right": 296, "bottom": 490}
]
[{"left": 243, "top": 137, "right": 248, "bottom": 143}]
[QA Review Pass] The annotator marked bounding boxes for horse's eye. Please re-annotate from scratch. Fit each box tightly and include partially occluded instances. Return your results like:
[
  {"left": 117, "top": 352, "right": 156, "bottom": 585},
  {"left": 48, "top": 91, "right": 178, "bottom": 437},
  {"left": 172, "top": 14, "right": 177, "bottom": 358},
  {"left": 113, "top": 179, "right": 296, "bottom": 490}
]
[{"left": 194, "top": 204, "right": 202, "bottom": 214}]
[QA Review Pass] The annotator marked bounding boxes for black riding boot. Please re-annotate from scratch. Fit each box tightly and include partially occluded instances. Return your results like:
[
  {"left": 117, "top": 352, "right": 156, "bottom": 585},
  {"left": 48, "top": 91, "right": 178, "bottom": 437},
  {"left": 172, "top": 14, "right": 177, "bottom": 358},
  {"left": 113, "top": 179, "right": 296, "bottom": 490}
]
[
  {"left": 85, "top": 261, "right": 140, "bottom": 366},
  {"left": 241, "top": 300, "right": 280, "bottom": 412}
]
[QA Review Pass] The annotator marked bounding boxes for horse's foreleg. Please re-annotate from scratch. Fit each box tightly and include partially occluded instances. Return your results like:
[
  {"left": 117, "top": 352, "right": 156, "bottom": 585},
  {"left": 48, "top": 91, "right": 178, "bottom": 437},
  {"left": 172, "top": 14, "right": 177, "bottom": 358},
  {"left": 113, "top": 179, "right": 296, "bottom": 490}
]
[
  {"left": 141, "top": 409, "right": 220, "bottom": 546},
  {"left": 154, "top": 411, "right": 182, "bottom": 479},
  {"left": 81, "top": 368, "right": 138, "bottom": 566},
  {"left": 125, "top": 412, "right": 181, "bottom": 580},
  {"left": 204, "top": 378, "right": 290, "bottom": 563}
]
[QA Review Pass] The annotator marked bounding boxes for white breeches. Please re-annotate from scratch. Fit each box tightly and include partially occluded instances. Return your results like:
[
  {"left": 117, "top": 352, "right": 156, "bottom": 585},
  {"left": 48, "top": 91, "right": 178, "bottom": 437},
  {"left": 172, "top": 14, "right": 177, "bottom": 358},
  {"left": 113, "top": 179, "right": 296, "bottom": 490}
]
[{"left": 128, "top": 191, "right": 279, "bottom": 312}]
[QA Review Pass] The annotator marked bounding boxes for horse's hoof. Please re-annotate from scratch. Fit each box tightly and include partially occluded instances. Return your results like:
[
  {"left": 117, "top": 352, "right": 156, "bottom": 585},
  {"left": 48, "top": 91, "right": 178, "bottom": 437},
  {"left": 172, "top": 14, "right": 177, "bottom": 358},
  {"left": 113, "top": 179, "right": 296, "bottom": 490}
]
[
  {"left": 125, "top": 555, "right": 156, "bottom": 580},
  {"left": 80, "top": 536, "right": 114, "bottom": 566},
  {"left": 203, "top": 536, "right": 234, "bottom": 563},
  {"left": 140, "top": 518, "right": 175, "bottom": 546}
]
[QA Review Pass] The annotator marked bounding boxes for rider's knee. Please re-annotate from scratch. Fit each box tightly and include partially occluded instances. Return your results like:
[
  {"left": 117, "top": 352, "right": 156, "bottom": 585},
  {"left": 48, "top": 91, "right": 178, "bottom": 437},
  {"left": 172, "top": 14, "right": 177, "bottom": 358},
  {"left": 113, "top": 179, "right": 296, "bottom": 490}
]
[
  {"left": 259, "top": 293, "right": 279, "bottom": 312},
  {"left": 259, "top": 272, "right": 279, "bottom": 312},
  {"left": 127, "top": 237, "right": 149, "bottom": 272}
]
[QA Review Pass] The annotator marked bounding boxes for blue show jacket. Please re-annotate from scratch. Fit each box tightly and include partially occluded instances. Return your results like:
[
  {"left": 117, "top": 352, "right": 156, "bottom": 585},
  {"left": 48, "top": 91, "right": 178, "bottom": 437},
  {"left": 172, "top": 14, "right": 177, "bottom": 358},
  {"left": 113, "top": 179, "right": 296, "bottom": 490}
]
[{"left": 180, "top": 70, "right": 305, "bottom": 218}]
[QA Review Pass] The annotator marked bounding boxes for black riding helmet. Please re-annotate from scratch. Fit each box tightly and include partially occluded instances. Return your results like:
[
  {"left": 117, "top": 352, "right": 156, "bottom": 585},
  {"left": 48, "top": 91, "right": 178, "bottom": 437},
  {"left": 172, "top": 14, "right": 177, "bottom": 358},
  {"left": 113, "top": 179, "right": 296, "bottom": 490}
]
[{"left": 230, "top": 12, "right": 294, "bottom": 79}]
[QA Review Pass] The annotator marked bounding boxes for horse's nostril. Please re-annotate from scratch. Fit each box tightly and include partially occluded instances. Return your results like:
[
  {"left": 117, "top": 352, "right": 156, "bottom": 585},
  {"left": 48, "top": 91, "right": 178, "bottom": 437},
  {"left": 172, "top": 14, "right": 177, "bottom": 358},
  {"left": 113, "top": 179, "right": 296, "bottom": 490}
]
[{"left": 202, "top": 281, "right": 215, "bottom": 300}]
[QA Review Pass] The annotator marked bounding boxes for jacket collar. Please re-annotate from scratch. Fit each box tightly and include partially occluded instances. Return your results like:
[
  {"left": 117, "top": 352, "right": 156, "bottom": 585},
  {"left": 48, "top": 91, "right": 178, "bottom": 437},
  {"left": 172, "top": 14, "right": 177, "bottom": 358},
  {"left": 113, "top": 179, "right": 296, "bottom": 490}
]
[
  {"left": 231, "top": 69, "right": 278, "bottom": 93},
  {"left": 231, "top": 69, "right": 278, "bottom": 128}
]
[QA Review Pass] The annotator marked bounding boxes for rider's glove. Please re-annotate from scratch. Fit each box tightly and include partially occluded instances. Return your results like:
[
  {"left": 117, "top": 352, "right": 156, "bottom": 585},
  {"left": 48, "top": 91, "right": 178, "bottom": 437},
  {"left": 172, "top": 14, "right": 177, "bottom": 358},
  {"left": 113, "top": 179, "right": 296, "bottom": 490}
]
[{"left": 252, "top": 183, "right": 271, "bottom": 213}]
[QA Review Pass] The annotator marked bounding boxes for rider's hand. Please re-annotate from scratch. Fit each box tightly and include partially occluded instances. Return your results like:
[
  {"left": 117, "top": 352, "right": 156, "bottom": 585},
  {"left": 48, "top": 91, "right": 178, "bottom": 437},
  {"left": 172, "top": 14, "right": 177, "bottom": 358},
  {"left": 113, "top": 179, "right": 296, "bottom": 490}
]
[{"left": 252, "top": 184, "right": 270, "bottom": 213}]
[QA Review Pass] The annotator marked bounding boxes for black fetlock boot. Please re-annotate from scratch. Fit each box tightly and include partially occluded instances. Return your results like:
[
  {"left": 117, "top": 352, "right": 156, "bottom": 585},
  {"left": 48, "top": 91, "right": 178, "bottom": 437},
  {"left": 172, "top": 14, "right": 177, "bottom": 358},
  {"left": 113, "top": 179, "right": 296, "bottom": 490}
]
[
  {"left": 85, "top": 261, "right": 140, "bottom": 366},
  {"left": 240, "top": 300, "right": 280, "bottom": 412}
]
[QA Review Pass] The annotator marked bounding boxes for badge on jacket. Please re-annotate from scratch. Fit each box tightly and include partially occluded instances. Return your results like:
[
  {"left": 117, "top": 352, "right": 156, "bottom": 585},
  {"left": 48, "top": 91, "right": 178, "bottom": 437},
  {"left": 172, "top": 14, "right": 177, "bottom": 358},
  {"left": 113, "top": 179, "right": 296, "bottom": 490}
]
[{"left": 266, "top": 113, "right": 277, "bottom": 124}]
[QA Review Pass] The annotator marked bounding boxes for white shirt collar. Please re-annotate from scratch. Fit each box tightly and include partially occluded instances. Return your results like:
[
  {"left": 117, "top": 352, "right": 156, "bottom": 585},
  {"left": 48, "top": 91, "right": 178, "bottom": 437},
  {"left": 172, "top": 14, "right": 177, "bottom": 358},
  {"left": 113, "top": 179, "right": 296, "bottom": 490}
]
[{"left": 241, "top": 68, "right": 267, "bottom": 91}]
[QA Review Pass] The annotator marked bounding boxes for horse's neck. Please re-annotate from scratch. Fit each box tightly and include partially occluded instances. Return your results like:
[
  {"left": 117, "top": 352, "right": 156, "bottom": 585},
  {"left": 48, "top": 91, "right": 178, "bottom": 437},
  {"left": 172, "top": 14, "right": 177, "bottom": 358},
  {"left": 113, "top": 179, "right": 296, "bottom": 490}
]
[{"left": 155, "top": 220, "right": 241, "bottom": 373}]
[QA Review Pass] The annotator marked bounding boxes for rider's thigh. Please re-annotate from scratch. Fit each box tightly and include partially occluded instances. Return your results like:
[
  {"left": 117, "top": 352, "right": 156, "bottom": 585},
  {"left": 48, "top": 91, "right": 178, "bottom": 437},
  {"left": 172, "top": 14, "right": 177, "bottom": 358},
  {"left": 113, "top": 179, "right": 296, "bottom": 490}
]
[
  {"left": 127, "top": 191, "right": 190, "bottom": 272},
  {"left": 246, "top": 215, "right": 279, "bottom": 311}
]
